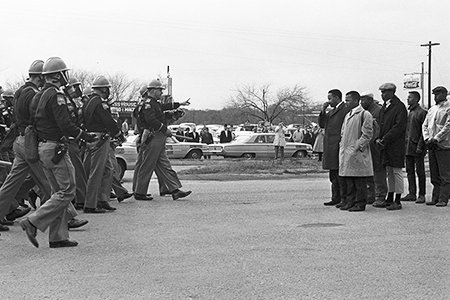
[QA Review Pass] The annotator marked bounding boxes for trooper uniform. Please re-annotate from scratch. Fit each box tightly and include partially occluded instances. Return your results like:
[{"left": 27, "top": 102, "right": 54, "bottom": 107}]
[
  {"left": 132, "top": 80, "right": 191, "bottom": 201},
  {"left": 20, "top": 57, "right": 96, "bottom": 248},
  {"left": 0, "top": 61, "right": 54, "bottom": 230},
  {"left": 82, "top": 76, "right": 122, "bottom": 212}
]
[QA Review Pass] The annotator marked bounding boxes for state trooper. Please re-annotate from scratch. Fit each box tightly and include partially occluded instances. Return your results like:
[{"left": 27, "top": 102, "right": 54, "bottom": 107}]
[
  {"left": 82, "top": 76, "right": 125, "bottom": 213},
  {"left": 132, "top": 79, "right": 191, "bottom": 201},
  {"left": 19, "top": 57, "right": 97, "bottom": 248}
]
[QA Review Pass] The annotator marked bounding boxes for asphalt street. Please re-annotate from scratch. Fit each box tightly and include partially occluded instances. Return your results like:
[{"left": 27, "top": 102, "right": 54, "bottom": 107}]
[{"left": 1, "top": 170, "right": 450, "bottom": 300}]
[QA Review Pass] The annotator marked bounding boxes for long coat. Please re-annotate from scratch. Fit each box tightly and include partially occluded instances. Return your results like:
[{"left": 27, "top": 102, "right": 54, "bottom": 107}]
[
  {"left": 405, "top": 104, "right": 427, "bottom": 156},
  {"left": 339, "top": 105, "right": 374, "bottom": 177},
  {"left": 378, "top": 95, "right": 407, "bottom": 168},
  {"left": 318, "top": 102, "right": 351, "bottom": 170},
  {"left": 366, "top": 101, "right": 383, "bottom": 171},
  {"left": 273, "top": 125, "right": 287, "bottom": 147}
]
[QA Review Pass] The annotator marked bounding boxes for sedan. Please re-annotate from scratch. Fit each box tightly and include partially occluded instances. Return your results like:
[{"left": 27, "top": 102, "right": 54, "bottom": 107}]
[
  {"left": 209, "top": 133, "right": 312, "bottom": 159},
  {"left": 115, "top": 135, "right": 212, "bottom": 179}
]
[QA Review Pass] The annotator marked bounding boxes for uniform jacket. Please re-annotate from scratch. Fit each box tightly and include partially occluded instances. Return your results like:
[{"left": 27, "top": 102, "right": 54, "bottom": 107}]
[
  {"left": 135, "top": 97, "right": 180, "bottom": 134},
  {"left": 405, "top": 104, "right": 427, "bottom": 156},
  {"left": 318, "top": 101, "right": 351, "bottom": 170},
  {"left": 14, "top": 81, "right": 39, "bottom": 133},
  {"left": 378, "top": 95, "right": 407, "bottom": 168},
  {"left": 422, "top": 100, "right": 450, "bottom": 149},
  {"left": 339, "top": 105, "right": 373, "bottom": 177},
  {"left": 273, "top": 125, "right": 287, "bottom": 147},
  {"left": 83, "top": 93, "right": 120, "bottom": 136}
]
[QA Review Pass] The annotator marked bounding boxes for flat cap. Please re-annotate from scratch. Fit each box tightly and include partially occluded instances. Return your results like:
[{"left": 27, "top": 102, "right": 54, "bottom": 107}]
[
  {"left": 360, "top": 91, "right": 374, "bottom": 98},
  {"left": 379, "top": 83, "right": 396, "bottom": 91},
  {"left": 432, "top": 86, "right": 448, "bottom": 95}
]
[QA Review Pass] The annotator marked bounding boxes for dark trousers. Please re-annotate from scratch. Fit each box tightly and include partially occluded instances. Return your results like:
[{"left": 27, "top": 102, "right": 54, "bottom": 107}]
[
  {"left": 405, "top": 154, "right": 426, "bottom": 196},
  {"left": 429, "top": 148, "right": 450, "bottom": 203},
  {"left": 329, "top": 169, "right": 347, "bottom": 203},
  {"left": 345, "top": 177, "right": 367, "bottom": 207}
]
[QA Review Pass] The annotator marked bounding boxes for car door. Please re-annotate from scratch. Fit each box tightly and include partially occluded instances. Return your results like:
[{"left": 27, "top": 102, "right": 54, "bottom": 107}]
[{"left": 253, "top": 135, "right": 271, "bottom": 158}]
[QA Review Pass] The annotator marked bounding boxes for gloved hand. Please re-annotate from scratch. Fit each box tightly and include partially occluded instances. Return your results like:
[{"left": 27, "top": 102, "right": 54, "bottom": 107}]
[
  {"left": 80, "top": 131, "right": 98, "bottom": 143},
  {"left": 165, "top": 128, "right": 173, "bottom": 137},
  {"left": 117, "top": 132, "right": 126, "bottom": 144},
  {"left": 141, "top": 129, "right": 150, "bottom": 144}
]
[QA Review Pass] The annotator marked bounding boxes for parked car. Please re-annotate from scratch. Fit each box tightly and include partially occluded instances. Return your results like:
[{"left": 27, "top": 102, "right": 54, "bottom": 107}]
[
  {"left": 115, "top": 135, "right": 212, "bottom": 179},
  {"left": 208, "top": 132, "right": 312, "bottom": 159}
]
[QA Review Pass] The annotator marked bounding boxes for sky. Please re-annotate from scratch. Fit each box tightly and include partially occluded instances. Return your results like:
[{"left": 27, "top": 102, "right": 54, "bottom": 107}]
[{"left": 1, "top": 0, "right": 449, "bottom": 110}]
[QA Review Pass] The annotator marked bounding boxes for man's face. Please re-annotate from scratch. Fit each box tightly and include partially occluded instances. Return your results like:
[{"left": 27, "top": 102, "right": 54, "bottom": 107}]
[
  {"left": 327, "top": 93, "right": 340, "bottom": 107},
  {"left": 407, "top": 93, "right": 419, "bottom": 107},
  {"left": 381, "top": 90, "right": 394, "bottom": 102},
  {"left": 345, "top": 94, "right": 358, "bottom": 109},
  {"left": 434, "top": 92, "right": 447, "bottom": 104},
  {"left": 360, "top": 96, "right": 373, "bottom": 110},
  {"left": 149, "top": 88, "right": 163, "bottom": 99}
]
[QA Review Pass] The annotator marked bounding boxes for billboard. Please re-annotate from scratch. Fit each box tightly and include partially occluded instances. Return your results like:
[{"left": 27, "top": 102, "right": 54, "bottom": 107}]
[
  {"left": 111, "top": 101, "right": 137, "bottom": 113},
  {"left": 403, "top": 73, "right": 421, "bottom": 89}
]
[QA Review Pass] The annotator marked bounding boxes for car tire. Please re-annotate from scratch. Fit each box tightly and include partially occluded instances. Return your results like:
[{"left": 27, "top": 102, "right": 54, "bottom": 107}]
[
  {"left": 242, "top": 153, "right": 255, "bottom": 159},
  {"left": 294, "top": 150, "right": 306, "bottom": 158},
  {"left": 187, "top": 149, "right": 202, "bottom": 159},
  {"left": 117, "top": 158, "right": 126, "bottom": 180}
]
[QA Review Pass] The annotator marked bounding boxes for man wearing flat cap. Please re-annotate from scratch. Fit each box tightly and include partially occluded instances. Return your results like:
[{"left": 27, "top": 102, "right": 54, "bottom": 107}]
[
  {"left": 422, "top": 86, "right": 450, "bottom": 206},
  {"left": 373, "top": 83, "right": 407, "bottom": 210}
]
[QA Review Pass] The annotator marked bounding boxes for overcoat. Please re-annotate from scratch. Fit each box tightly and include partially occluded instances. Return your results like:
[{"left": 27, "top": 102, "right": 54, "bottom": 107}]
[
  {"left": 378, "top": 95, "right": 407, "bottom": 168},
  {"left": 318, "top": 102, "right": 351, "bottom": 170},
  {"left": 273, "top": 125, "right": 287, "bottom": 147},
  {"left": 339, "top": 105, "right": 374, "bottom": 177}
]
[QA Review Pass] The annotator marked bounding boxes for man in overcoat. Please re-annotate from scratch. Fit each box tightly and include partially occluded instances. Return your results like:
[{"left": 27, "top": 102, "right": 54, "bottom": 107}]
[
  {"left": 318, "top": 89, "right": 351, "bottom": 206},
  {"left": 373, "top": 83, "right": 407, "bottom": 210}
]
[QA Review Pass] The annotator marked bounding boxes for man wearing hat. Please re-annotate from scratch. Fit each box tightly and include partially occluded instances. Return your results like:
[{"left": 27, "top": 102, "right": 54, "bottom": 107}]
[
  {"left": 373, "top": 83, "right": 407, "bottom": 210},
  {"left": 422, "top": 86, "right": 450, "bottom": 206},
  {"left": 360, "top": 91, "right": 384, "bottom": 205}
]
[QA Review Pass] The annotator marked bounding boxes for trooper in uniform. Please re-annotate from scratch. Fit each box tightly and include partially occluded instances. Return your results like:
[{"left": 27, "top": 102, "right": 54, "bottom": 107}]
[
  {"left": 82, "top": 76, "right": 125, "bottom": 213},
  {"left": 132, "top": 79, "right": 191, "bottom": 201},
  {"left": 19, "top": 57, "right": 97, "bottom": 248}
]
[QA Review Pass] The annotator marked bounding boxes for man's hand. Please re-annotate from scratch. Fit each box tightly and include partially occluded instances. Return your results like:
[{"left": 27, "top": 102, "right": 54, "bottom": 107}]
[
  {"left": 141, "top": 129, "right": 150, "bottom": 144},
  {"left": 180, "top": 98, "right": 191, "bottom": 106},
  {"left": 375, "top": 138, "right": 385, "bottom": 149},
  {"left": 81, "top": 131, "right": 98, "bottom": 143},
  {"left": 322, "top": 101, "right": 330, "bottom": 111}
]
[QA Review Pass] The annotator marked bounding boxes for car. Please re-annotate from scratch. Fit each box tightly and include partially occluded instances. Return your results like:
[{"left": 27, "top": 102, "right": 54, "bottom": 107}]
[
  {"left": 209, "top": 132, "right": 312, "bottom": 159},
  {"left": 115, "top": 134, "right": 212, "bottom": 179}
]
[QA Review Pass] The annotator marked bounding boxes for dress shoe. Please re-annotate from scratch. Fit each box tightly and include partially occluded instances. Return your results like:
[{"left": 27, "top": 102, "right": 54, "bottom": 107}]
[
  {"left": 400, "top": 194, "right": 416, "bottom": 201},
  {"left": 97, "top": 202, "right": 117, "bottom": 211},
  {"left": 436, "top": 201, "right": 448, "bottom": 207},
  {"left": 134, "top": 193, "right": 154, "bottom": 201},
  {"left": 1, "top": 218, "right": 14, "bottom": 226},
  {"left": 0, "top": 224, "right": 9, "bottom": 231},
  {"left": 49, "top": 240, "right": 78, "bottom": 248},
  {"left": 19, "top": 218, "right": 38, "bottom": 248},
  {"left": 335, "top": 201, "right": 346, "bottom": 208},
  {"left": 160, "top": 192, "right": 171, "bottom": 196},
  {"left": 416, "top": 195, "right": 426, "bottom": 204},
  {"left": 386, "top": 203, "right": 402, "bottom": 210},
  {"left": 6, "top": 207, "right": 31, "bottom": 221},
  {"left": 349, "top": 205, "right": 366, "bottom": 212},
  {"left": 68, "top": 218, "right": 89, "bottom": 229},
  {"left": 339, "top": 204, "right": 352, "bottom": 210},
  {"left": 172, "top": 190, "right": 192, "bottom": 201},
  {"left": 323, "top": 200, "right": 340, "bottom": 206},
  {"left": 74, "top": 203, "right": 85, "bottom": 210},
  {"left": 28, "top": 189, "right": 38, "bottom": 209},
  {"left": 372, "top": 200, "right": 387, "bottom": 208},
  {"left": 83, "top": 207, "right": 106, "bottom": 214},
  {"left": 426, "top": 201, "right": 437, "bottom": 206},
  {"left": 110, "top": 192, "right": 117, "bottom": 198},
  {"left": 117, "top": 192, "right": 133, "bottom": 203}
]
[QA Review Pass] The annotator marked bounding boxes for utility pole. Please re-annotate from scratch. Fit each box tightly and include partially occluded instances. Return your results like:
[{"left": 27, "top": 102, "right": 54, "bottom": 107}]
[{"left": 420, "top": 41, "right": 440, "bottom": 108}]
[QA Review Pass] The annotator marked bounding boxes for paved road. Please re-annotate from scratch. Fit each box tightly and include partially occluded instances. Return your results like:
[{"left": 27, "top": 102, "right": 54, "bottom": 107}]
[{"left": 1, "top": 171, "right": 449, "bottom": 300}]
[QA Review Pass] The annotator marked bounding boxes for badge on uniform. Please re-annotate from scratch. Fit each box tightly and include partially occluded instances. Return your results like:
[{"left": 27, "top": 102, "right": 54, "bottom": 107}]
[
  {"left": 57, "top": 94, "right": 66, "bottom": 106},
  {"left": 144, "top": 103, "right": 151, "bottom": 109},
  {"left": 102, "top": 103, "right": 109, "bottom": 110}
]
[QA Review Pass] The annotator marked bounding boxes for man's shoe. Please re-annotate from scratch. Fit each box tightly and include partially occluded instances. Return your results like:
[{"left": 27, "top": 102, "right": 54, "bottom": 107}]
[
  {"left": 172, "top": 190, "right": 192, "bottom": 201},
  {"left": 372, "top": 200, "right": 387, "bottom": 208},
  {"left": 1, "top": 218, "right": 14, "bottom": 226},
  {"left": 160, "top": 192, "right": 171, "bottom": 196},
  {"left": 436, "top": 201, "right": 447, "bottom": 207},
  {"left": 6, "top": 207, "right": 31, "bottom": 221},
  {"left": 28, "top": 189, "right": 38, "bottom": 209},
  {"left": 400, "top": 194, "right": 416, "bottom": 201},
  {"left": 19, "top": 218, "right": 38, "bottom": 248},
  {"left": 335, "top": 201, "right": 346, "bottom": 208},
  {"left": 349, "top": 205, "right": 366, "bottom": 212},
  {"left": 74, "top": 203, "right": 84, "bottom": 210},
  {"left": 386, "top": 203, "right": 402, "bottom": 210},
  {"left": 97, "top": 202, "right": 117, "bottom": 211},
  {"left": 83, "top": 207, "right": 106, "bottom": 214},
  {"left": 324, "top": 200, "right": 340, "bottom": 206},
  {"left": 0, "top": 224, "right": 9, "bottom": 231},
  {"left": 110, "top": 192, "right": 117, "bottom": 198},
  {"left": 339, "top": 204, "right": 352, "bottom": 210},
  {"left": 134, "top": 193, "right": 154, "bottom": 201},
  {"left": 117, "top": 192, "right": 133, "bottom": 203},
  {"left": 426, "top": 201, "right": 437, "bottom": 206},
  {"left": 68, "top": 218, "right": 89, "bottom": 229},
  {"left": 416, "top": 195, "right": 426, "bottom": 204},
  {"left": 49, "top": 240, "right": 78, "bottom": 248}
]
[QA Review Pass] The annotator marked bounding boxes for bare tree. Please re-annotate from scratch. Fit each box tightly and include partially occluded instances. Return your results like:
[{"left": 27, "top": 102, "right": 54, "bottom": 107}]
[{"left": 228, "top": 84, "right": 309, "bottom": 124}]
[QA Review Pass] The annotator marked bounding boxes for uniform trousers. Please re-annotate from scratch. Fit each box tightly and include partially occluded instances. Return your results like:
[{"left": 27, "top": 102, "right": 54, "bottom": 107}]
[
  {"left": 133, "top": 132, "right": 181, "bottom": 195},
  {"left": 68, "top": 140, "right": 87, "bottom": 207},
  {"left": 428, "top": 148, "right": 450, "bottom": 204},
  {"left": 0, "top": 136, "right": 51, "bottom": 221},
  {"left": 109, "top": 143, "right": 128, "bottom": 198},
  {"left": 28, "top": 141, "right": 76, "bottom": 242},
  {"left": 84, "top": 135, "right": 112, "bottom": 209},
  {"left": 405, "top": 154, "right": 426, "bottom": 196}
]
